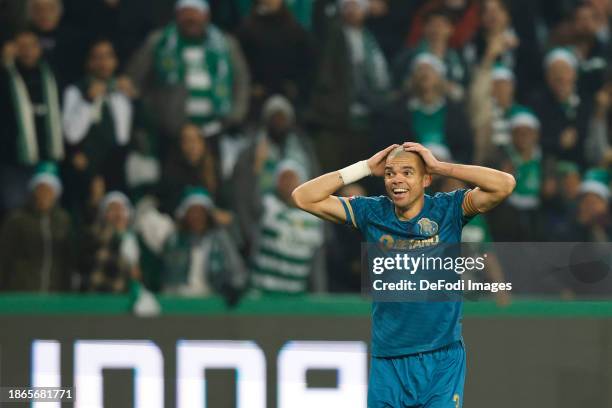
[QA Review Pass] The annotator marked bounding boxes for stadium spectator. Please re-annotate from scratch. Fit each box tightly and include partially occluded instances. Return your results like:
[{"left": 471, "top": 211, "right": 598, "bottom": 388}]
[
  {"left": 309, "top": 0, "right": 390, "bottom": 171},
  {"left": 77, "top": 191, "right": 141, "bottom": 293},
  {"left": 406, "top": 0, "right": 480, "bottom": 50},
  {"left": 126, "top": 0, "right": 250, "bottom": 140},
  {"left": 530, "top": 48, "right": 594, "bottom": 169},
  {"left": 236, "top": 0, "right": 314, "bottom": 116},
  {"left": 62, "top": 39, "right": 141, "bottom": 217},
  {"left": 135, "top": 187, "right": 247, "bottom": 298},
  {"left": 551, "top": 2, "right": 609, "bottom": 95},
  {"left": 585, "top": 82, "right": 612, "bottom": 166},
  {"left": 554, "top": 168, "right": 611, "bottom": 241},
  {"left": 492, "top": 109, "right": 543, "bottom": 241},
  {"left": 326, "top": 183, "right": 365, "bottom": 293},
  {"left": 0, "top": 30, "right": 63, "bottom": 216},
  {"left": 26, "top": 0, "right": 87, "bottom": 87},
  {"left": 469, "top": 57, "right": 520, "bottom": 164},
  {"left": 250, "top": 160, "right": 324, "bottom": 295},
  {"left": 0, "top": 162, "right": 73, "bottom": 292},
  {"left": 393, "top": 8, "right": 468, "bottom": 94},
  {"left": 540, "top": 160, "right": 582, "bottom": 235},
  {"left": 463, "top": 0, "right": 519, "bottom": 75},
  {"left": 232, "top": 95, "right": 318, "bottom": 246},
  {"left": 373, "top": 53, "right": 473, "bottom": 166},
  {"left": 158, "top": 123, "right": 218, "bottom": 214}
]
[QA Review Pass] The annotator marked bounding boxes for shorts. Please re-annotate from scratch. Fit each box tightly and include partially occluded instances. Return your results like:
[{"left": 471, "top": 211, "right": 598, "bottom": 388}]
[{"left": 368, "top": 340, "right": 466, "bottom": 408}]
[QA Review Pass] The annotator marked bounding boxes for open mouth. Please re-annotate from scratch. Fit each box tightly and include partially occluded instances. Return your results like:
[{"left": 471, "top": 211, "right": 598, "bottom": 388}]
[{"left": 392, "top": 188, "right": 409, "bottom": 200}]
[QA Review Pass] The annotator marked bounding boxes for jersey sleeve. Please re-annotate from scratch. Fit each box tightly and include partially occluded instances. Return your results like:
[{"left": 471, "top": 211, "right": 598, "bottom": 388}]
[
  {"left": 454, "top": 188, "right": 476, "bottom": 227},
  {"left": 435, "top": 189, "right": 475, "bottom": 231},
  {"left": 337, "top": 195, "right": 374, "bottom": 230}
]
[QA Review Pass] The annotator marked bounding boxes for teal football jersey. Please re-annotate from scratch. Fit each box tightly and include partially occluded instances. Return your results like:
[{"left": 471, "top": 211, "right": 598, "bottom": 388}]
[{"left": 341, "top": 189, "right": 472, "bottom": 357}]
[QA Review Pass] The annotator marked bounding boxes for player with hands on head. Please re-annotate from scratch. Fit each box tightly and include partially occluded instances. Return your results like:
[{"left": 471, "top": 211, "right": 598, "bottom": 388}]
[{"left": 292, "top": 142, "right": 515, "bottom": 408}]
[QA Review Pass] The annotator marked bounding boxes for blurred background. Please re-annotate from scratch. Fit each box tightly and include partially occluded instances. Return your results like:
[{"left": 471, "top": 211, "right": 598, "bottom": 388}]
[{"left": 0, "top": 0, "right": 611, "bottom": 406}]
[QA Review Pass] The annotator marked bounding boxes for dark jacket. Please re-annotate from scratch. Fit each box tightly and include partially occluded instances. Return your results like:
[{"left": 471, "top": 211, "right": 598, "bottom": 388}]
[
  {"left": 371, "top": 96, "right": 474, "bottom": 164},
  {"left": 237, "top": 6, "right": 314, "bottom": 105},
  {"left": 528, "top": 88, "right": 593, "bottom": 169},
  {"left": 0, "top": 204, "right": 73, "bottom": 292}
]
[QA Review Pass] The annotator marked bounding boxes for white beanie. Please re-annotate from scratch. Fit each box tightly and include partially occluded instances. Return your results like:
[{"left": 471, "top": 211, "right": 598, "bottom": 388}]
[
  {"left": 545, "top": 48, "right": 578, "bottom": 70},
  {"left": 99, "top": 191, "right": 133, "bottom": 220},
  {"left": 175, "top": 0, "right": 209, "bottom": 13},
  {"left": 263, "top": 94, "right": 295, "bottom": 123},
  {"left": 491, "top": 65, "right": 515, "bottom": 82},
  {"left": 510, "top": 112, "right": 540, "bottom": 130},
  {"left": 412, "top": 53, "right": 447, "bottom": 77}
]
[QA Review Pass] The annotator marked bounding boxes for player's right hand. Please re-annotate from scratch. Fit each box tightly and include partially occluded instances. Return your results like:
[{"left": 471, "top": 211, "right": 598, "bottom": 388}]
[{"left": 367, "top": 144, "right": 399, "bottom": 177}]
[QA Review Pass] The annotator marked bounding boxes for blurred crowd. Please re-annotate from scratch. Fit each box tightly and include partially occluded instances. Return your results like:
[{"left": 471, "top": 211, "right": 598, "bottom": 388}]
[{"left": 0, "top": 0, "right": 611, "bottom": 300}]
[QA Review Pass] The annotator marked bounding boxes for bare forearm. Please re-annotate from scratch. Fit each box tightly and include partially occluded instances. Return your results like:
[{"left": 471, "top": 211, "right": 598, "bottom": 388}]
[
  {"left": 292, "top": 171, "right": 344, "bottom": 207},
  {"left": 434, "top": 162, "right": 515, "bottom": 195}
]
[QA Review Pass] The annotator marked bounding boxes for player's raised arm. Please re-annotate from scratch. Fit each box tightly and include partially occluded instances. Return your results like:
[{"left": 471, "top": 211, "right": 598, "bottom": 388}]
[
  {"left": 403, "top": 142, "right": 516, "bottom": 215},
  {"left": 292, "top": 144, "right": 399, "bottom": 223}
]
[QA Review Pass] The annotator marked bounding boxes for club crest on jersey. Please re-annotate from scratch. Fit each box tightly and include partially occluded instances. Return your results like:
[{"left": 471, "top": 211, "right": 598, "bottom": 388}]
[{"left": 417, "top": 218, "right": 439, "bottom": 237}]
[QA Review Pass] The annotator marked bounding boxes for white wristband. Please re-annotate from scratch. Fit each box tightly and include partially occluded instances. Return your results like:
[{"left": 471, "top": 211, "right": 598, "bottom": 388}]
[{"left": 339, "top": 160, "right": 372, "bottom": 185}]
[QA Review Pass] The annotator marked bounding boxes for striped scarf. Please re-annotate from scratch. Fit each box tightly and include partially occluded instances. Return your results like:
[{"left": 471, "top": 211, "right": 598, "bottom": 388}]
[
  {"left": 6, "top": 61, "right": 63, "bottom": 165},
  {"left": 153, "top": 23, "right": 233, "bottom": 126}
]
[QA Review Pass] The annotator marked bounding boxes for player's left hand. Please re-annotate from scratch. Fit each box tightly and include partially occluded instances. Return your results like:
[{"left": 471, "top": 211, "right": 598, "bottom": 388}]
[{"left": 402, "top": 142, "right": 444, "bottom": 174}]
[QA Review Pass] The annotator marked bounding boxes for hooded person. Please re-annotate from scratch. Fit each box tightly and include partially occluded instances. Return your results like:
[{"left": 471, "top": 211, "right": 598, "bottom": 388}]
[
  {"left": 0, "top": 162, "right": 73, "bottom": 292},
  {"left": 250, "top": 159, "right": 325, "bottom": 295}
]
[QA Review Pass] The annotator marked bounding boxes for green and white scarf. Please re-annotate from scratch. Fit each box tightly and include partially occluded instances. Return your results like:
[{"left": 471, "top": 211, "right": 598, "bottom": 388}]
[
  {"left": 153, "top": 23, "right": 233, "bottom": 125},
  {"left": 162, "top": 231, "right": 226, "bottom": 291},
  {"left": 6, "top": 61, "right": 63, "bottom": 165}
]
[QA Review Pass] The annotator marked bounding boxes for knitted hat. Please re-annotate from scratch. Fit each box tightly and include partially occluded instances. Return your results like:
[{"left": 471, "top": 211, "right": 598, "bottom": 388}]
[
  {"left": 491, "top": 64, "right": 514, "bottom": 82},
  {"left": 412, "top": 52, "right": 447, "bottom": 77},
  {"left": 262, "top": 94, "right": 295, "bottom": 123},
  {"left": 544, "top": 48, "right": 578, "bottom": 70},
  {"left": 175, "top": 0, "right": 209, "bottom": 13},
  {"left": 509, "top": 107, "right": 540, "bottom": 130},
  {"left": 175, "top": 186, "right": 215, "bottom": 218},
  {"left": 29, "top": 161, "right": 62, "bottom": 196},
  {"left": 579, "top": 168, "right": 610, "bottom": 201},
  {"left": 99, "top": 191, "right": 133, "bottom": 220}
]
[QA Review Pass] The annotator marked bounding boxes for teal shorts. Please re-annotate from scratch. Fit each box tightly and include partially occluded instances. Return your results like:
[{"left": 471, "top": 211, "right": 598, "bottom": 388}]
[{"left": 368, "top": 340, "right": 466, "bottom": 408}]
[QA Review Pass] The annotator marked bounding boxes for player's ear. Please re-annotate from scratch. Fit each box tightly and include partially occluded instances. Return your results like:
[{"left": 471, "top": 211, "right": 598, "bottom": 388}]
[{"left": 423, "top": 174, "right": 432, "bottom": 188}]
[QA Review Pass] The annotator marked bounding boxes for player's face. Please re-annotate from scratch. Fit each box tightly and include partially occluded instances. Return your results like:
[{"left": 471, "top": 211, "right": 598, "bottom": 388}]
[{"left": 384, "top": 153, "right": 431, "bottom": 209}]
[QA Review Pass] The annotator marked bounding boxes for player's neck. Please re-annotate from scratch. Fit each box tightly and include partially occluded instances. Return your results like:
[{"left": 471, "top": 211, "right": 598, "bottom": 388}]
[{"left": 394, "top": 196, "right": 425, "bottom": 222}]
